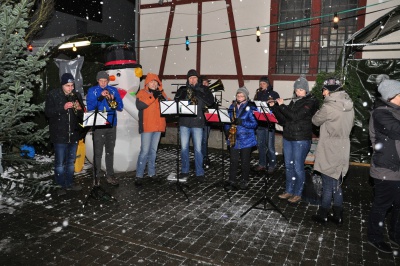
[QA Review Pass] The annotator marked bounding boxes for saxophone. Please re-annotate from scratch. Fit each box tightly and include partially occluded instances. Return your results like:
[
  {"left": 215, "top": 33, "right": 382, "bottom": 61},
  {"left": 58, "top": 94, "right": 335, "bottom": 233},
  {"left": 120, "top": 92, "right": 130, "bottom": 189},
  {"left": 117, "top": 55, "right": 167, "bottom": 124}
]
[
  {"left": 253, "top": 88, "right": 262, "bottom": 100},
  {"left": 187, "top": 86, "right": 198, "bottom": 105}
]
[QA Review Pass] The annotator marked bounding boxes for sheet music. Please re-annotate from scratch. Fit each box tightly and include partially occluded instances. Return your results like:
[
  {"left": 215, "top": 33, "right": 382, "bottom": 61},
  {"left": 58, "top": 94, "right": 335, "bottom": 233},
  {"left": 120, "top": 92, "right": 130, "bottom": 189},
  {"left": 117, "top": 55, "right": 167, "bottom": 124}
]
[
  {"left": 160, "top": 101, "right": 177, "bottom": 114},
  {"left": 254, "top": 100, "right": 271, "bottom": 113},
  {"left": 83, "top": 111, "right": 108, "bottom": 127},
  {"left": 207, "top": 108, "right": 231, "bottom": 123}
]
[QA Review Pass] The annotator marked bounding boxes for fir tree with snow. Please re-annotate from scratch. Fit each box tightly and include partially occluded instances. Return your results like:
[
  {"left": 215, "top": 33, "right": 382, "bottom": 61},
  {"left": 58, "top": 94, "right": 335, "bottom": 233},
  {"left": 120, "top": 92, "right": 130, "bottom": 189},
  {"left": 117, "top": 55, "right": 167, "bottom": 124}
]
[{"left": 0, "top": 0, "right": 51, "bottom": 172}]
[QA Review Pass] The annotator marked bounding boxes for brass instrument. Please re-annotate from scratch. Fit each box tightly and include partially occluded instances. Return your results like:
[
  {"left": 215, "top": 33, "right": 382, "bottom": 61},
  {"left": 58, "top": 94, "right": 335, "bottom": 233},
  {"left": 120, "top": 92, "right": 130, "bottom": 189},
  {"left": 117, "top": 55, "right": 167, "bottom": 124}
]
[
  {"left": 104, "top": 89, "right": 118, "bottom": 109},
  {"left": 208, "top": 79, "right": 224, "bottom": 92},
  {"left": 253, "top": 88, "right": 262, "bottom": 100},
  {"left": 65, "top": 92, "right": 79, "bottom": 115},
  {"left": 187, "top": 86, "right": 197, "bottom": 105}
]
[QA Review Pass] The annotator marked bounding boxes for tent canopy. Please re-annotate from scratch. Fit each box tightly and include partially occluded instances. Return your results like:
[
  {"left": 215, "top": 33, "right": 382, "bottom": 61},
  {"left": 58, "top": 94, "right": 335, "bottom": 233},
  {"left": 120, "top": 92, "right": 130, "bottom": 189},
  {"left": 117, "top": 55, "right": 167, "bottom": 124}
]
[{"left": 343, "top": 4, "right": 400, "bottom": 68}]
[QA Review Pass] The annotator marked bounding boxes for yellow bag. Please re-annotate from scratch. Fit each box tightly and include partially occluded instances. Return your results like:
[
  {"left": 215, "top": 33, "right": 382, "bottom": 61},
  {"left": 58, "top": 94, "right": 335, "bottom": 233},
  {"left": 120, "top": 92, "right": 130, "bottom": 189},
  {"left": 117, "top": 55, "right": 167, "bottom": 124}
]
[{"left": 74, "top": 139, "right": 86, "bottom": 172}]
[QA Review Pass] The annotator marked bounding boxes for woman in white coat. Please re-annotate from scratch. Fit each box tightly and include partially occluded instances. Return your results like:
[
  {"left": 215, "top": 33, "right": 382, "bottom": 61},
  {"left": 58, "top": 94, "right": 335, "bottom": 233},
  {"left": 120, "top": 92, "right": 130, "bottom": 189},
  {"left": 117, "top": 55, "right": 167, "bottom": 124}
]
[{"left": 311, "top": 78, "right": 354, "bottom": 225}]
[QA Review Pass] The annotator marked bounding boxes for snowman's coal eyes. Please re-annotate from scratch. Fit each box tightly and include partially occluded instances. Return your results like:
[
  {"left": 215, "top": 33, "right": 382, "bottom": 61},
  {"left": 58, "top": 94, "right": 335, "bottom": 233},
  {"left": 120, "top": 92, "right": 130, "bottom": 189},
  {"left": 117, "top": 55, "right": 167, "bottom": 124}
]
[{"left": 117, "top": 73, "right": 121, "bottom": 77}]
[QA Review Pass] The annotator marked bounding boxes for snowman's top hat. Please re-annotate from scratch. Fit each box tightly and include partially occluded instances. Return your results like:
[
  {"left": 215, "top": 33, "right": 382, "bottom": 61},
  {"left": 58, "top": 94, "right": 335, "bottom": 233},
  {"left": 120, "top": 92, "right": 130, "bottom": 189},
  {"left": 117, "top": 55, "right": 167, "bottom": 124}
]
[{"left": 104, "top": 44, "right": 142, "bottom": 70}]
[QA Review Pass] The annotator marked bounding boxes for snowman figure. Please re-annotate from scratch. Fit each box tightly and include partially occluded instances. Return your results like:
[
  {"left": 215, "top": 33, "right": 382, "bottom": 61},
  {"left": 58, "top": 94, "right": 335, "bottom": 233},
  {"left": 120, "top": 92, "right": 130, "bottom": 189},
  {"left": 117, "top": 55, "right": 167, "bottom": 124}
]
[{"left": 85, "top": 44, "right": 142, "bottom": 173}]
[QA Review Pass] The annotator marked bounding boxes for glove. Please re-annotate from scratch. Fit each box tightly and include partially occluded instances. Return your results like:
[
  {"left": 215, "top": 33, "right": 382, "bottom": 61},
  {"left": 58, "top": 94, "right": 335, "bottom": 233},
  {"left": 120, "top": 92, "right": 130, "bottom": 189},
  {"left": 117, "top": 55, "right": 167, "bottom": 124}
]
[
  {"left": 234, "top": 118, "right": 242, "bottom": 125},
  {"left": 97, "top": 95, "right": 105, "bottom": 101},
  {"left": 152, "top": 90, "right": 161, "bottom": 99}
]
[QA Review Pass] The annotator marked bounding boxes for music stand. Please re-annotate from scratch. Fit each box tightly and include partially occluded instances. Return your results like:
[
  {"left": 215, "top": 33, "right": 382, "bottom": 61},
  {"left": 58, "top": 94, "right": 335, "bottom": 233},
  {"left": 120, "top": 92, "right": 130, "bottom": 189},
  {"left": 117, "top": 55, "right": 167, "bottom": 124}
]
[
  {"left": 241, "top": 103, "right": 287, "bottom": 220},
  {"left": 202, "top": 106, "right": 232, "bottom": 201},
  {"left": 82, "top": 108, "right": 118, "bottom": 208},
  {"left": 160, "top": 100, "right": 197, "bottom": 202}
]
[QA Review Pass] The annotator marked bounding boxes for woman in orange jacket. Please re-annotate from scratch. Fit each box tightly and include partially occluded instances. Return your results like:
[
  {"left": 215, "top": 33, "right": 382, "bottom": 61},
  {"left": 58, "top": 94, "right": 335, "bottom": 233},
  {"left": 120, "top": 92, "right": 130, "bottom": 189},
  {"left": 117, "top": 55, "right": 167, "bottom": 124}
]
[{"left": 135, "top": 73, "right": 169, "bottom": 186}]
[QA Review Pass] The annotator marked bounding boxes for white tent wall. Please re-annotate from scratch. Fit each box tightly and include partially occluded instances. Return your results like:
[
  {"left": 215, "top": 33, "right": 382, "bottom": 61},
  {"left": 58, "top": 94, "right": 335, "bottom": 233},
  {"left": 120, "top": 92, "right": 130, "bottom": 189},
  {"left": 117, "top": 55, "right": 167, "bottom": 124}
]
[{"left": 363, "top": 1, "right": 400, "bottom": 59}]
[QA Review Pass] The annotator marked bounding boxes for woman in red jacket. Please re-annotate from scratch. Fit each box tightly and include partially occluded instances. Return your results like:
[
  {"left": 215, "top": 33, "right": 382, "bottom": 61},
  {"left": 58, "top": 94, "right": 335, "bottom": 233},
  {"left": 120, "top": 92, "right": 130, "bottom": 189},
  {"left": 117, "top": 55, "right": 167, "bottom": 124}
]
[{"left": 135, "top": 73, "right": 169, "bottom": 186}]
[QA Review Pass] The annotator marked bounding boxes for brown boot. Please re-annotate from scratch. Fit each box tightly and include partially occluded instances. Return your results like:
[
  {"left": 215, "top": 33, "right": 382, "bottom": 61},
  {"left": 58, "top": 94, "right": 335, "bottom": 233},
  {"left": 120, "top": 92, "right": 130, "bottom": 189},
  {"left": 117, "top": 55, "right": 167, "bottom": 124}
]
[
  {"left": 288, "top": 195, "right": 301, "bottom": 203},
  {"left": 278, "top": 192, "right": 292, "bottom": 200}
]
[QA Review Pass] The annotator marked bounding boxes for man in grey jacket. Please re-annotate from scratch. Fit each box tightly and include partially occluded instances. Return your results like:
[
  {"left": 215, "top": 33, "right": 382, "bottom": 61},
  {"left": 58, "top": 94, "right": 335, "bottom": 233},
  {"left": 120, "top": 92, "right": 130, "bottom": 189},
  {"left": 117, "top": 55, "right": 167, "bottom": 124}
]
[
  {"left": 311, "top": 78, "right": 354, "bottom": 225},
  {"left": 367, "top": 75, "right": 400, "bottom": 254}
]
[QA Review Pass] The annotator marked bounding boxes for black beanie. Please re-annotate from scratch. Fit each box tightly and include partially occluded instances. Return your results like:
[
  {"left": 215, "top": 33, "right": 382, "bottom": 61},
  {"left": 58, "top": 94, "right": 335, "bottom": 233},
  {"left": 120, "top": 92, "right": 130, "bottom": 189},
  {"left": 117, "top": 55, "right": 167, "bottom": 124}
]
[
  {"left": 259, "top": 76, "right": 269, "bottom": 84},
  {"left": 61, "top": 73, "right": 74, "bottom": 85},
  {"left": 187, "top": 69, "right": 198, "bottom": 78}
]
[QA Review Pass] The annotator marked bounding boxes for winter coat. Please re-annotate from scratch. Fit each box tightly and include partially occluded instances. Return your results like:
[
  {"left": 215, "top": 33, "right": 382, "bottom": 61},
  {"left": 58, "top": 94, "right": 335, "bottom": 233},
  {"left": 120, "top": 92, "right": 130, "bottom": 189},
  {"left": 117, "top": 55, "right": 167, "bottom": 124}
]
[
  {"left": 369, "top": 98, "right": 400, "bottom": 181},
  {"left": 271, "top": 93, "right": 318, "bottom": 141},
  {"left": 175, "top": 82, "right": 215, "bottom": 128},
  {"left": 312, "top": 91, "right": 354, "bottom": 179},
  {"left": 136, "top": 73, "right": 168, "bottom": 133},
  {"left": 45, "top": 88, "right": 84, "bottom": 144},
  {"left": 254, "top": 85, "right": 280, "bottom": 129},
  {"left": 86, "top": 84, "right": 124, "bottom": 127},
  {"left": 227, "top": 101, "right": 258, "bottom": 149}
]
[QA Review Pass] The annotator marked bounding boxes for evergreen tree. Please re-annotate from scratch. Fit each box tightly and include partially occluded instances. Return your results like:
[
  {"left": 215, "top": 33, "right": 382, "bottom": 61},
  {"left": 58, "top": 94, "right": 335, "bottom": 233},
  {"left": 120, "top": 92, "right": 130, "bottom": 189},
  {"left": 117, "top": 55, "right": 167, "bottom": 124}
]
[{"left": 0, "top": 0, "right": 49, "bottom": 168}]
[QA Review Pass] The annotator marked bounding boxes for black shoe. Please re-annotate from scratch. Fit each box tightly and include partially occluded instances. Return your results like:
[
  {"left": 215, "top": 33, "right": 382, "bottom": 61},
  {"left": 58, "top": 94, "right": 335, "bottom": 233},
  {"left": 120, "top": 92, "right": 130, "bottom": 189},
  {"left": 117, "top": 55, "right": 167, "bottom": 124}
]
[
  {"left": 66, "top": 184, "right": 82, "bottom": 191},
  {"left": 389, "top": 237, "right": 400, "bottom": 247},
  {"left": 203, "top": 157, "right": 210, "bottom": 169},
  {"left": 135, "top": 178, "right": 143, "bottom": 187},
  {"left": 106, "top": 176, "right": 119, "bottom": 186},
  {"left": 57, "top": 189, "right": 66, "bottom": 196},
  {"left": 312, "top": 214, "right": 327, "bottom": 224},
  {"left": 224, "top": 181, "right": 238, "bottom": 191},
  {"left": 368, "top": 241, "right": 392, "bottom": 253},
  {"left": 196, "top": 175, "right": 205, "bottom": 183},
  {"left": 239, "top": 181, "right": 249, "bottom": 190}
]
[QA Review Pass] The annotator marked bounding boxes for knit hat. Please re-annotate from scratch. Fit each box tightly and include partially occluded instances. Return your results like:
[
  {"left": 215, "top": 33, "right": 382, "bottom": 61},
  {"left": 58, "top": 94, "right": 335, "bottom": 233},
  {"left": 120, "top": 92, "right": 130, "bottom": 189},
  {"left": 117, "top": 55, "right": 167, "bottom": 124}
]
[
  {"left": 61, "top": 73, "right": 74, "bottom": 85},
  {"left": 187, "top": 69, "right": 199, "bottom": 78},
  {"left": 236, "top": 86, "right": 249, "bottom": 100},
  {"left": 377, "top": 75, "right": 400, "bottom": 101},
  {"left": 293, "top": 74, "right": 309, "bottom": 93},
  {"left": 259, "top": 76, "right": 269, "bottom": 84},
  {"left": 96, "top": 71, "right": 109, "bottom": 81},
  {"left": 323, "top": 77, "right": 342, "bottom": 92}
]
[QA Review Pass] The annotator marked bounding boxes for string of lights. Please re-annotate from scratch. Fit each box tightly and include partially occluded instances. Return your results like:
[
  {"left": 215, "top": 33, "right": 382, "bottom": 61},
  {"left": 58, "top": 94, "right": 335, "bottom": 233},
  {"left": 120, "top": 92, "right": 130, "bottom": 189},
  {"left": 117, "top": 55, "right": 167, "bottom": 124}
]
[{"left": 28, "top": 0, "right": 396, "bottom": 52}]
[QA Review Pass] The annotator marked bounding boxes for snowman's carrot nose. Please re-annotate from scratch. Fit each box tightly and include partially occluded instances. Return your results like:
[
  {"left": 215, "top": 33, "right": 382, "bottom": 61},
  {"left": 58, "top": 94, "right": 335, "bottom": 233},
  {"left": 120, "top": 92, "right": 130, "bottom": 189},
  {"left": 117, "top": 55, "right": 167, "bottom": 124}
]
[{"left": 109, "top": 75, "right": 116, "bottom": 81}]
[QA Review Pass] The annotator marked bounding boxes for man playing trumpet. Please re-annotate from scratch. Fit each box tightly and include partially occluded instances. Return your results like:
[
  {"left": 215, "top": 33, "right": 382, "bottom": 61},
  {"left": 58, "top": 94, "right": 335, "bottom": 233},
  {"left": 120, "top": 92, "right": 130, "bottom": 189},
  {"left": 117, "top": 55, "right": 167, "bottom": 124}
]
[
  {"left": 45, "top": 73, "right": 85, "bottom": 196},
  {"left": 87, "top": 71, "right": 124, "bottom": 186}
]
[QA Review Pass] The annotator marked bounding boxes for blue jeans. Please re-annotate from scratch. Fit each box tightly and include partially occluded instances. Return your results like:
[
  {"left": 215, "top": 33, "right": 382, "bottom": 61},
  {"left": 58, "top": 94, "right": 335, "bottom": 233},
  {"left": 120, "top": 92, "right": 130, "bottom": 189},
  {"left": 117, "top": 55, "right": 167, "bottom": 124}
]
[
  {"left": 54, "top": 142, "right": 78, "bottom": 189},
  {"left": 201, "top": 125, "right": 211, "bottom": 159},
  {"left": 180, "top": 126, "right": 204, "bottom": 176},
  {"left": 136, "top": 132, "right": 161, "bottom": 178},
  {"left": 321, "top": 173, "right": 343, "bottom": 209},
  {"left": 283, "top": 138, "right": 311, "bottom": 196},
  {"left": 256, "top": 127, "right": 276, "bottom": 169}
]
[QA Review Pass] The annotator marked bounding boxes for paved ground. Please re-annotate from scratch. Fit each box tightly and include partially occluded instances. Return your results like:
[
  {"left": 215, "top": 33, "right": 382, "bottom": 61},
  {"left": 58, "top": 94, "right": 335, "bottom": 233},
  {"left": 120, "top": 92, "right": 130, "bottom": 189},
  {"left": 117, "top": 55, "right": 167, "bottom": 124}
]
[{"left": 0, "top": 144, "right": 399, "bottom": 265}]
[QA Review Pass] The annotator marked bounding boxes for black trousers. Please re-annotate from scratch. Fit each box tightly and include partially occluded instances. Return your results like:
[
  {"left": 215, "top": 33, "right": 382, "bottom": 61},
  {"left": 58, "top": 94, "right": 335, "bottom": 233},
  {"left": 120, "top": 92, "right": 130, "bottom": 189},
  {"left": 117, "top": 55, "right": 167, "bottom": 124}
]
[
  {"left": 229, "top": 147, "right": 252, "bottom": 183},
  {"left": 368, "top": 178, "right": 400, "bottom": 243}
]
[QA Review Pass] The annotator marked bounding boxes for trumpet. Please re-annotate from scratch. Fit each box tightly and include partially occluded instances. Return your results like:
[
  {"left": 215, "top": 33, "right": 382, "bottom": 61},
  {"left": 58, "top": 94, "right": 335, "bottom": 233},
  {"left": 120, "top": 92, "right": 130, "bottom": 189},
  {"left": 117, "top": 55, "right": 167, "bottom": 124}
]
[
  {"left": 104, "top": 89, "right": 118, "bottom": 109},
  {"left": 65, "top": 92, "right": 80, "bottom": 115}
]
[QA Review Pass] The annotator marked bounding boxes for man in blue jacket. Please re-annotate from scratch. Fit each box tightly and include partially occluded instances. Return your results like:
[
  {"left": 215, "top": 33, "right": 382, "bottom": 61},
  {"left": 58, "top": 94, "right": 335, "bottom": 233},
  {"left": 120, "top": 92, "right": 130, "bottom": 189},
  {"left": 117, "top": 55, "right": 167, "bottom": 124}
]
[{"left": 86, "top": 71, "right": 124, "bottom": 186}]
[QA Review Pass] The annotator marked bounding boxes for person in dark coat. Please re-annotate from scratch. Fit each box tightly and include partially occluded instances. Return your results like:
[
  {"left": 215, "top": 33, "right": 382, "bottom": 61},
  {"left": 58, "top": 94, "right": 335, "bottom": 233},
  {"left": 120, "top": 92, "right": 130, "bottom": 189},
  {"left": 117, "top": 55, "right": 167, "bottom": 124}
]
[
  {"left": 254, "top": 76, "right": 280, "bottom": 173},
  {"left": 174, "top": 69, "right": 215, "bottom": 182},
  {"left": 45, "top": 73, "right": 84, "bottom": 196},
  {"left": 269, "top": 75, "right": 318, "bottom": 204},
  {"left": 225, "top": 87, "right": 258, "bottom": 190},
  {"left": 367, "top": 75, "right": 400, "bottom": 254}
]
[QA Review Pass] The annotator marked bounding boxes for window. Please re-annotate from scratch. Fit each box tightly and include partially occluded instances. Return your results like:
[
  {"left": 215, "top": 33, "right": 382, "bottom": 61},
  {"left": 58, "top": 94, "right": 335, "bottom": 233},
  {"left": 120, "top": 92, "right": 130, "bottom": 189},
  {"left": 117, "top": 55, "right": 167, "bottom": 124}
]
[
  {"left": 319, "top": 0, "right": 358, "bottom": 73},
  {"left": 274, "top": 0, "right": 359, "bottom": 74},
  {"left": 276, "top": 0, "right": 311, "bottom": 74}
]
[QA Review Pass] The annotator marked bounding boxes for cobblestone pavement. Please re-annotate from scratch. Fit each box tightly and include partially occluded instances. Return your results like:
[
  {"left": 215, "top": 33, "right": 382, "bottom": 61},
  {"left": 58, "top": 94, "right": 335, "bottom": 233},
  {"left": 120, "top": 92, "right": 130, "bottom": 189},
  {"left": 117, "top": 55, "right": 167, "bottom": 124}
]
[{"left": 0, "top": 145, "right": 399, "bottom": 265}]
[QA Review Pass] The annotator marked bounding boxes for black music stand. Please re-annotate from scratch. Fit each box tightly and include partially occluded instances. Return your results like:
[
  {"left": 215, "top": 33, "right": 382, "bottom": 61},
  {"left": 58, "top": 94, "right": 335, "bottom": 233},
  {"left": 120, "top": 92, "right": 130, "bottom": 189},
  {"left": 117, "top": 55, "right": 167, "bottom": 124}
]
[
  {"left": 241, "top": 103, "right": 287, "bottom": 220},
  {"left": 161, "top": 100, "right": 197, "bottom": 202},
  {"left": 202, "top": 106, "right": 232, "bottom": 201},
  {"left": 82, "top": 108, "right": 118, "bottom": 208}
]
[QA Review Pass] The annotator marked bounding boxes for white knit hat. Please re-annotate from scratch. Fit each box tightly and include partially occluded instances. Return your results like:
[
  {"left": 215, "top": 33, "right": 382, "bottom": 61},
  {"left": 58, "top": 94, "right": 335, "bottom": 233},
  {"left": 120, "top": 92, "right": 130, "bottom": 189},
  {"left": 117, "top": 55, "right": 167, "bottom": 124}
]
[{"left": 377, "top": 74, "right": 400, "bottom": 101}]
